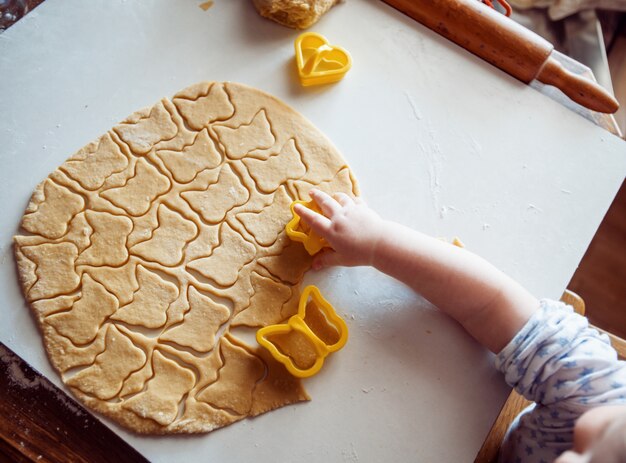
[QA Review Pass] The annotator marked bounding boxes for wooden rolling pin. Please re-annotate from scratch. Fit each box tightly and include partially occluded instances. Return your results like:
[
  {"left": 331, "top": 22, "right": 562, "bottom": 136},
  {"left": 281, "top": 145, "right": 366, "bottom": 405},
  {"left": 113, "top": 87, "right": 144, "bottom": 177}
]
[{"left": 381, "top": 0, "right": 619, "bottom": 113}]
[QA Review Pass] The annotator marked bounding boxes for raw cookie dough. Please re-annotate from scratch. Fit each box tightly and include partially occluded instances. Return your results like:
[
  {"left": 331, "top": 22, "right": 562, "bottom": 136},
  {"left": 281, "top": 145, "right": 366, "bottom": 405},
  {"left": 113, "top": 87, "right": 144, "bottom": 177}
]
[
  {"left": 13, "top": 81, "right": 359, "bottom": 434},
  {"left": 252, "top": 0, "right": 341, "bottom": 29}
]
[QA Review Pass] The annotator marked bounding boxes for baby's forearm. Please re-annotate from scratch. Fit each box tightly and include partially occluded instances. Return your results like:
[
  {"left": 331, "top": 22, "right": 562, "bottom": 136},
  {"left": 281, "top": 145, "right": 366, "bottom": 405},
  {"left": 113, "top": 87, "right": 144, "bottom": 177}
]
[
  {"left": 296, "top": 190, "right": 538, "bottom": 353},
  {"left": 370, "top": 221, "right": 538, "bottom": 353}
]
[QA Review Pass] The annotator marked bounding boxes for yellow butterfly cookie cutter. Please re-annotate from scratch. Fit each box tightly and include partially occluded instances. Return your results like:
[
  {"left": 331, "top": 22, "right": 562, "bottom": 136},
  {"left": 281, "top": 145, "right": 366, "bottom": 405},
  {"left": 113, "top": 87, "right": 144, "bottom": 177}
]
[
  {"left": 294, "top": 32, "right": 352, "bottom": 86},
  {"left": 285, "top": 200, "right": 331, "bottom": 256},
  {"left": 256, "top": 285, "right": 348, "bottom": 378}
]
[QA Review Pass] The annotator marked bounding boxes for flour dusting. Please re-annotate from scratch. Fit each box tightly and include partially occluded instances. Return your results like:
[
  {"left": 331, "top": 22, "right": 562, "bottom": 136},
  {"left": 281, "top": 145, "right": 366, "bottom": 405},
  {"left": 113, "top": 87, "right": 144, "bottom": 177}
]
[
  {"left": 417, "top": 130, "right": 444, "bottom": 216},
  {"left": 404, "top": 91, "right": 423, "bottom": 122},
  {"left": 1, "top": 347, "right": 87, "bottom": 418},
  {"left": 342, "top": 443, "right": 359, "bottom": 462},
  {"left": 468, "top": 137, "right": 482, "bottom": 157}
]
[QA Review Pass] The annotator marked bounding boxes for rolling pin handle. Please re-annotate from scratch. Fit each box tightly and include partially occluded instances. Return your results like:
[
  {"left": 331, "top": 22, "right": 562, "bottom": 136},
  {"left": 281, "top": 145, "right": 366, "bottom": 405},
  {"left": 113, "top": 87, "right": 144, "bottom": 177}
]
[{"left": 536, "top": 56, "right": 619, "bottom": 114}]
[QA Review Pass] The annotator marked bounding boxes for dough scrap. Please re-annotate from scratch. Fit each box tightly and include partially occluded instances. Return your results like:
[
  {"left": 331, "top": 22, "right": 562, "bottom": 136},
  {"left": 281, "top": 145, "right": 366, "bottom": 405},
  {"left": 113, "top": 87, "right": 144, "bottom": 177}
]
[
  {"left": 252, "top": 0, "right": 340, "bottom": 29},
  {"left": 13, "top": 81, "right": 357, "bottom": 434}
]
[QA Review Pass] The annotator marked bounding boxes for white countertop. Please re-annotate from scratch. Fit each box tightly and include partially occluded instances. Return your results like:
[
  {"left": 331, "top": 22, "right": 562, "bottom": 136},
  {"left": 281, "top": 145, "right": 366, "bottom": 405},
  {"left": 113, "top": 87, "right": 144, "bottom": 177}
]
[{"left": 1, "top": 1, "right": 624, "bottom": 461}]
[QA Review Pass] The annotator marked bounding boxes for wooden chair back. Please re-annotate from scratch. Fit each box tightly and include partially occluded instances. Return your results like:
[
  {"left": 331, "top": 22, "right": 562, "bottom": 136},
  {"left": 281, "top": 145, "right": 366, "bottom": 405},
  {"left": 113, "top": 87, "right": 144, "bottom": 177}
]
[{"left": 474, "top": 290, "right": 625, "bottom": 463}]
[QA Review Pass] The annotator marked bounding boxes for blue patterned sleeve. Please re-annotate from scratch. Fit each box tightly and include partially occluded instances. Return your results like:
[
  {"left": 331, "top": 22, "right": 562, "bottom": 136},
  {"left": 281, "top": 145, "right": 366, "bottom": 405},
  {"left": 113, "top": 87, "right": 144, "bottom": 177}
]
[
  {"left": 494, "top": 299, "right": 626, "bottom": 462},
  {"left": 495, "top": 299, "right": 625, "bottom": 408}
]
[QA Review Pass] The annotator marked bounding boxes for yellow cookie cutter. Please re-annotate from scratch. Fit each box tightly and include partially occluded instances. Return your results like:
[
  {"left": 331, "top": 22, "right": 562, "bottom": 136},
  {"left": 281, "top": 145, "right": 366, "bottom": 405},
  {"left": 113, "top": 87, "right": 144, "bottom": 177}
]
[
  {"left": 285, "top": 200, "right": 330, "bottom": 256},
  {"left": 294, "top": 32, "right": 352, "bottom": 86},
  {"left": 256, "top": 285, "right": 348, "bottom": 378},
  {"left": 437, "top": 236, "right": 465, "bottom": 248}
]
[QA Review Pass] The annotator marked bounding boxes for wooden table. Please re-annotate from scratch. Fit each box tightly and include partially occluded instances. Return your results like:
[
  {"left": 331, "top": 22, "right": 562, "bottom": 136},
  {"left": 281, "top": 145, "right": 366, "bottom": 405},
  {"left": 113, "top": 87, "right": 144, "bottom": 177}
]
[{"left": 1, "top": 343, "right": 147, "bottom": 463}]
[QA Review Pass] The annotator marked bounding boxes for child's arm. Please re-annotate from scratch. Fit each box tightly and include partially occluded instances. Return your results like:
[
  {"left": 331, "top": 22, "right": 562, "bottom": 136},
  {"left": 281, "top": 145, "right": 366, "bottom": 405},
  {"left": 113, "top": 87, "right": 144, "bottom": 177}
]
[{"left": 294, "top": 190, "right": 539, "bottom": 353}]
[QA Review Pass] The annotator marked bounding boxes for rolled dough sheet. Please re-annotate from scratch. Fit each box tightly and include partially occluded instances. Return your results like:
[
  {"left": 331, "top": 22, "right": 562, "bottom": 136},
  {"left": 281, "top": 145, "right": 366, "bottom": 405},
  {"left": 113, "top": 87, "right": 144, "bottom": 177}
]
[{"left": 13, "top": 81, "right": 359, "bottom": 434}]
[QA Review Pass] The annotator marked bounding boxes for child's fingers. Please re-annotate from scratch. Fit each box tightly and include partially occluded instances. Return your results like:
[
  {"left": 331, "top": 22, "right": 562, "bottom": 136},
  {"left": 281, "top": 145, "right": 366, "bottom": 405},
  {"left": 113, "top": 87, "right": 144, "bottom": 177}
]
[
  {"left": 354, "top": 196, "right": 366, "bottom": 205},
  {"left": 294, "top": 203, "right": 331, "bottom": 235},
  {"left": 333, "top": 192, "right": 353, "bottom": 206},
  {"left": 312, "top": 249, "right": 343, "bottom": 270},
  {"left": 309, "top": 189, "right": 341, "bottom": 218}
]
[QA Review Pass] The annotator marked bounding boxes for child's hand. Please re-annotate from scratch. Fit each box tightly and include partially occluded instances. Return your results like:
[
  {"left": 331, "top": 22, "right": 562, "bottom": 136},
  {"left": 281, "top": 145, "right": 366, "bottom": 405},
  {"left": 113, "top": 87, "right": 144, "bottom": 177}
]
[
  {"left": 295, "top": 189, "right": 538, "bottom": 354},
  {"left": 294, "top": 190, "right": 385, "bottom": 270}
]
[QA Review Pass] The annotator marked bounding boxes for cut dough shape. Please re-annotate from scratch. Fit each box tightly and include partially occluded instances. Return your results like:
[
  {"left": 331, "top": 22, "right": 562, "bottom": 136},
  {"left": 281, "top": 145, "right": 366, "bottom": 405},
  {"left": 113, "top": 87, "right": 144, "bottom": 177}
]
[
  {"left": 86, "top": 260, "right": 139, "bottom": 306},
  {"left": 46, "top": 273, "right": 118, "bottom": 345},
  {"left": 44, "top": 323, "right": 107, "bottom": 373},
  {"left": 173, "top": 82, "right": 235, "bottom": 131},
  {"left": 187, "top": 223, "right": 256, "bottom": 287},
  {"left": 122, "top": 350, "right": 195, "bottom": 426},
  {"left": 114, "top": 101, "right": 178, "bottom": 155},
  {"left": 291, "top": 166, "right": 358, "bottom": 198},
  {"left": 101, "top": 158, "right": 170, "bottom": 216},
  {"left": 119, "top": 354, "right": 154, "bottom": 398},
  {"left": 160, "top": 286, "right": 230, "bottom": 352},
  {"left": 130, "top": 204, "right": 198, "bottom": 267},
  {"left": 110, "top": 265, "right": 179, "bottom": 329},
  {"left": 236, "top": 186, "right": 293, "bottom": 247},
  {"left": 67, "top": 325, "right": 146, "bottom": 400},
  {"left": 184, "top": 223, "right": 220, "bottom": 263},
  {"left": 61, "top": 133, "right": 129, "bottom": 190},
  {"left": 21, "top": 179, "right": 85, "bottom": 240},
  {"left": 242, "top": 139, "right": 306, "bottom": 193},
  {"left": 126, "top": 201, "right": 161, "bottom": 248},
  {"left": 77, "top": 211, "right": 133, "bottom": 267},
  {"left": 258, "top": 234, "right": 313, "bottom": 285},
  {"left": 214, "top": 110, "right": 275, "bottom": 160},
  {"left": 156, "top": 129, "right": 222, "bottom": 184},
  {"left": 232, "top": 272, "right": 292, "bottom": 327},
  {"left": 21, "top": 242, "right": 80, "bottom": 302},
  {"left": 181, "top": 164, "right": 249, "bottom": 224},
  {"left": 63, "top": 212, "right": 94, "bottom": 253},
  {"left": 197, "top": 336, "right": 265, "bottom": 415},
  {"left": 13, "top": 81, "right": 357, "bottom": 434},
  {"left": 32, "top": 294, "right": 79, "bottom": 321}
]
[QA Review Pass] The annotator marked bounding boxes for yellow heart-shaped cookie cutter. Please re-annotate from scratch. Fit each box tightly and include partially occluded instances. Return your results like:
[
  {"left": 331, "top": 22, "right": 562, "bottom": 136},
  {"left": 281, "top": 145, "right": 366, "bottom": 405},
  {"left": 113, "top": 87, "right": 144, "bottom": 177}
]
[
  {"left": 256, "top": 285, "right": 348, "bottom": 378},
  {"left": 294, "top": 32, "right": 352, "bottom": 86}
]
